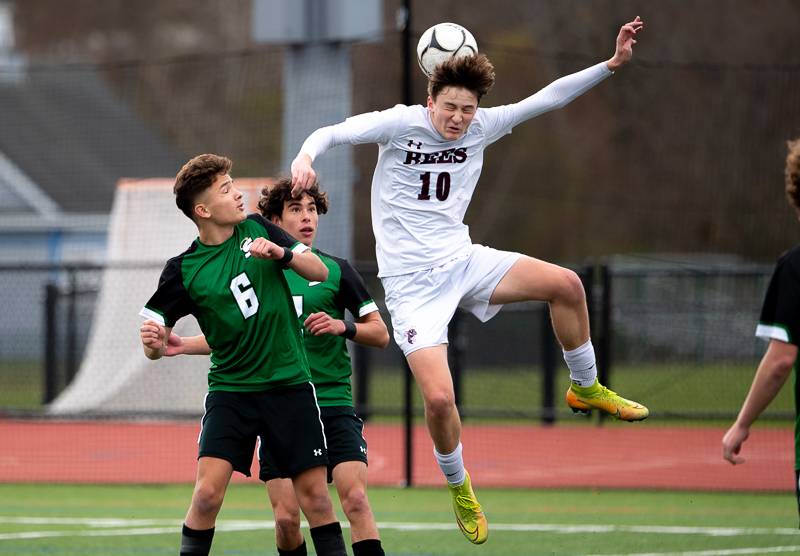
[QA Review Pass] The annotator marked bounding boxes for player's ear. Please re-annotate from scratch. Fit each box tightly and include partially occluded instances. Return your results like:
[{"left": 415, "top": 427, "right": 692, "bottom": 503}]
[
  {"left": 426, "top": 95, "right": 434, "bottom": 111},
  {"left": 194, "top": 203, "right": 210, "bottom": 220}
]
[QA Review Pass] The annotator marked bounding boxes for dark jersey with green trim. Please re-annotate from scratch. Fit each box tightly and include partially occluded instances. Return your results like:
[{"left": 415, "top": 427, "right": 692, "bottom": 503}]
[
  {"left": 285, "top": 250, "right": 378, "bottom": 407},
  {"left": 140, "top": 214, "right": 311, "bottom": 392},
  {"left": 756, "top": 244, "right": 800, "bottom": 469}
]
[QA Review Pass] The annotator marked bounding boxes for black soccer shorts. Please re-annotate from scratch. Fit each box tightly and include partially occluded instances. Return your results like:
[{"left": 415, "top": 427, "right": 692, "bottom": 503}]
[
  {"left": 260, "top": 405, "right": 368, "bottom": 483},
  {"left": 198, "top": 382, "right": 328, "bottom": 479}
]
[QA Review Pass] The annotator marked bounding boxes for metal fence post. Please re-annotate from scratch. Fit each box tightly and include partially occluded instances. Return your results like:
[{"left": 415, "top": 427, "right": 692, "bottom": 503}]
[
  {"left": 43, "top": 283, "right": 59, "bottom": 404},
  {"left": 596, "top": 264, "right": 613, "bottom": 424},
  {"left": 66, "top": 269, "right": 78, "bottom": 384},
  {"left": 403, "top": 357, "right": 413, "bottom": 488},
  {"left": 541, "top": 304, "right": 556, "bottom": 425}
]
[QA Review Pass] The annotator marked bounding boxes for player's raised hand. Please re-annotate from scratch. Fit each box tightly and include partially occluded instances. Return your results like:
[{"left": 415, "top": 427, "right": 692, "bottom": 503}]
[
  {"left": 304, "top": 311, "right": 346, "bottom": 337},
  {"left": 290, "top": 153, "right": 317, "bottom": 197},
  {"left": 248, "top": 237, "right": 285, "bottom": 260},
  {"left": 721, "top": 423, "right": 749, "bottom": 465},
  {"left": 607, "top": 15, "right": 644, "bottom": 71}
]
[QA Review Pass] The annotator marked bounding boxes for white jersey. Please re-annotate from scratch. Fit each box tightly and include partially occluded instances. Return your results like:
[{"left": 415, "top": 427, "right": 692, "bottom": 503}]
[{"left": 300, "top": 61, "right": 612, "bottom": 277}]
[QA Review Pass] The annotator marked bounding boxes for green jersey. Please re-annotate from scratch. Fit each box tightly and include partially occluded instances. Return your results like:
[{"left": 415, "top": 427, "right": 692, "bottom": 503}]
[
  {"left": 756, "top": 244, "right": 800, "bottom": 468},
  {"left": 286, "top": 250, "right": 379, "bottom": 406},
  {"left": 141, "top": 214, "right": 311, "bottom": 392}
]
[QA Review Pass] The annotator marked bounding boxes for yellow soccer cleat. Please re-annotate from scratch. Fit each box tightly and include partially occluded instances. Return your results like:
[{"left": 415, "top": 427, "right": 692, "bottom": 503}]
[
  {"left": 566, "top": 380, "right": 649, "bottom": 421},
  {"left": 448, "top": 471, "right": 488, "bottom": 544}
]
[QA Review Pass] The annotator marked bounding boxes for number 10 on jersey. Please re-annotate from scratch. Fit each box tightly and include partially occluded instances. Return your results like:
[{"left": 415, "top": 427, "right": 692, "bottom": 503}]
[{"left": 418, "top": 171, "right": 451, "bottom": 201}]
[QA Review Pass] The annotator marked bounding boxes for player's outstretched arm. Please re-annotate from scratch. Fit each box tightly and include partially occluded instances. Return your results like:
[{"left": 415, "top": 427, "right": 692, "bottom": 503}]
[
  {"left": 291, "top": 108, "right": 402, "bottom": 197},
  {"left": 287, "top": 249, "right": 328, "bottom": 282},
  {"left": 722, "top": 339, "right": 796, "bottom": 464},
  {"left": 158, "top": 334, "right": 211, "bottom": 356},
  {"left": 249, "top": 237, "right": 328, "bottom": 282},
  {"left": 495, "top": 17, "right": 644, "bottom": 130},
  {"left": 304, "top": 310, "right": 389, "bottom": 347},
  {"left": 606, "top": 16, "right": 644, "bottom": 71},
  {"left": 140, "top": 320, "right": 173, "bottom": 360}
]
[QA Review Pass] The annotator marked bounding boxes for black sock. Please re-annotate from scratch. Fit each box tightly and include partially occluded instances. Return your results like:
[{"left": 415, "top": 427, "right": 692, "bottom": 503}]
[
  {"left": 180, "top": 524, "right": 214, "bottom": 556},
  {"left": 278, "top": 539, "right": 308, "bottom": 556},
  {"left": 309, "top": 522, "right": 347, "bottom": 556},
  {"left": 353, "top": 538, "right": 385, "bottom": 556}
]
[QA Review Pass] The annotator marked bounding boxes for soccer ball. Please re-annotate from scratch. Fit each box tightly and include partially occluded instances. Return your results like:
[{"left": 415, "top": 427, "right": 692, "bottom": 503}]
[{"left": 416, "top": 22, "right": 478, "bottom": 78}]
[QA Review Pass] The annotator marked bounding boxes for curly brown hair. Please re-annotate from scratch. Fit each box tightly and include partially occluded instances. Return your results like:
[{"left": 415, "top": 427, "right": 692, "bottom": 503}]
[
  {"left": 257, "top": 177, "right": 329, "bottom": 220},
  {"left": 428, "top": 53, "right": 495, "bottom": 101},
  {"left": 174, "top": 154, "right": 232, "bottom": 221},
  {"left": 786, "top": 139, "right": 800, "bottom": 220}
]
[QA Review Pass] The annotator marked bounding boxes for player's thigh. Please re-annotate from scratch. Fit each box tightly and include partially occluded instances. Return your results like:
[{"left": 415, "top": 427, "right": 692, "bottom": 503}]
[
  {"left": 406, "top": 345, "right": 455, "bottom": 403},
  {"left": 490, "top": 255, "right": 582, "bottom": 305},
  {"left": 191, "top": 457, "right": 234, "bottom": 511},
  {"left": 195, "top": 456, "right": 234, "bottom": 492}
]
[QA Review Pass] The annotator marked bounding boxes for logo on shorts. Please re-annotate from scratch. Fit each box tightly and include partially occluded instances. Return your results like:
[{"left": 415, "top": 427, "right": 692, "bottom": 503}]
[
  {"left": 313, "top": 449, "right": 322, "bottom": 456},
  {"left": 406, "top": 328, "right": 417, "bottom": 345},
  {"left": 360, "top": 446, "right": 367, "bottom": 454}
]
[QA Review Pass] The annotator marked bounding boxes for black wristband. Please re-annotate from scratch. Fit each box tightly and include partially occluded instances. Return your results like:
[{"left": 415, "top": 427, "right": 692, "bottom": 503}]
[
  {"left": 280, "top": 247, "right": 294, "bottom": 265},
  {"left": 341, "top": 320, "right": 357, "bottom": 340}
]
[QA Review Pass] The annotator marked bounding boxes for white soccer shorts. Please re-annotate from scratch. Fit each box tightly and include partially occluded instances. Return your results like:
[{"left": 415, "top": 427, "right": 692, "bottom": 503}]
[{"left": 381, "top": 244, "right": 521, "bottom": 356}]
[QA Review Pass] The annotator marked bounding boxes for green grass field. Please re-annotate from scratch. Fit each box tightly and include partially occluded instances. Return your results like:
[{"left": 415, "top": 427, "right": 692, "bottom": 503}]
[
  {"left": 2, "top": 359, "right": 792, "bottom": 423},
  {"left": 365, "top": 361, "right": 791, "bottom": 422},
  {"left": 0, "top": 483, "right": 797, "bottom": 555}
]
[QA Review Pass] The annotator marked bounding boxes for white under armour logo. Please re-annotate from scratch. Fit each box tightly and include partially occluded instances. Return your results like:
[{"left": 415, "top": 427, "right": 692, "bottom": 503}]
[
  {"left": 313, "top": 449, "right": 322, "bottom": 456},
  {"left": 360, "top": 446, "right": 367, "bottom": 454}
]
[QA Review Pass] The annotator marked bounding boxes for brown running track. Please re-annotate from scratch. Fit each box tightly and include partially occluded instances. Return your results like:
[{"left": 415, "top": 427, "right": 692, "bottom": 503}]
[{"left": 0, "top": 420, "right": 792, "bottom": 491}]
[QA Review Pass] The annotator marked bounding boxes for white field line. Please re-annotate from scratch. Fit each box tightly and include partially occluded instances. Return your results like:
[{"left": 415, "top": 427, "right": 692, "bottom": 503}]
[{"left": 0, "top": 517, "right": 797, "bottom": 541}]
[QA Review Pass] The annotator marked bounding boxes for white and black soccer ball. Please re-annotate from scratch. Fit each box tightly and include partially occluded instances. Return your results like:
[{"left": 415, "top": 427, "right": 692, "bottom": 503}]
[{"left": 416, "top": 22, "right": 478, "bottom": 78}]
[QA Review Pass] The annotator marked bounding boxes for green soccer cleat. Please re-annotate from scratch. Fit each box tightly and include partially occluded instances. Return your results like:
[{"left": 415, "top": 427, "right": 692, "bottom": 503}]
[
  {"left": 448, "top": 471, "right": 488, "bottom": 544},
  {"left": 566, "top": 380, "right": 649, "bottom": 421}
]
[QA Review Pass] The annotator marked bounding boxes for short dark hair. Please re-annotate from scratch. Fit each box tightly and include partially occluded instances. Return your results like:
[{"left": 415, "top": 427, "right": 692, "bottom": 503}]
[
  {"left": 258, "top": 177, "right": 329, "bottom": 220},
  {"left": 428, "top": 53, "right": 495, "bottom": 101},
  {"left": 786, "top": 139, "right": 800, "bottom": 221},
  {"left": 174, "top": 154, "right": 232, "bottom": 220}
]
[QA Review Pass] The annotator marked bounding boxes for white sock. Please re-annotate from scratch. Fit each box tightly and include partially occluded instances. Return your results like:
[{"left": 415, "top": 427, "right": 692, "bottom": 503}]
[
  {"left": 563, "top": 340, "right": 598, "bottom": 388},
  {"left": 434, "top": 443, "right": 465, "bottom": 486}
]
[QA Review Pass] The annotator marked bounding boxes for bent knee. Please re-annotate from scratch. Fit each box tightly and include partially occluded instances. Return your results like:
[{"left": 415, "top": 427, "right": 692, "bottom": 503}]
[
  {"left": 555, "top": 268, "right": 585, "bottom": 305},
  {"left": 341, "top": 487, "right": 371, "bottom": 517},
  {"left": 191, "top": 484, "right": 225, "bottom": 515},
  {"left": 296, "top": 489, "right": 333, "bottom": 517},
  {"left": 424, "top": 390, "right": 456, "bottom": 418}
]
